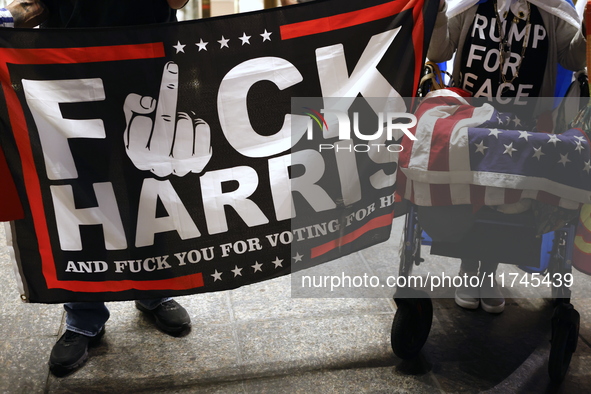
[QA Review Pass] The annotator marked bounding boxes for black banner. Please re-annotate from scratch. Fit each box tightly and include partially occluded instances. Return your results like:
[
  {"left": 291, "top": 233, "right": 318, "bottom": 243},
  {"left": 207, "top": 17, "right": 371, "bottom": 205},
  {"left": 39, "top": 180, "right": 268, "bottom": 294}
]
[{"left": 0, "top": 0, "right": 438, "bottom": 302}]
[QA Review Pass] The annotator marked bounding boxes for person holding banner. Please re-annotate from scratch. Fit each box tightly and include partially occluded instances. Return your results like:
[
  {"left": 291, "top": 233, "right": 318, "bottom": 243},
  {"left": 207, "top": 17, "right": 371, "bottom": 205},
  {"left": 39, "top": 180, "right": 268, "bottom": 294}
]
[
  {"left": 0, "top": 0, "right": 193, "bottom": 377},
  {"left": 423, "top": 0, "right": 586, "bottom": 313}
]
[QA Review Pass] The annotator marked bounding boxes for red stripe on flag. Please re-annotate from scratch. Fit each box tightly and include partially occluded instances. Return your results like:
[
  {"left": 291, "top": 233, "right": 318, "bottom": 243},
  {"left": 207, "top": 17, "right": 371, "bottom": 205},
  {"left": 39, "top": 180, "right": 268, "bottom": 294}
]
[
  {"left": 427, "top": 105, "right": 475, "bottom": 171},
  {"left": 470, "top": 185, "right": 486, "bottom": 208},
  {"left": 429, "top": 183, "right": 452, "bottom": 206},
  {"left": 310, "top": 212, "right": 394, "bottom": 258},
  {"left": 280, "top": 0, "right": 420, "bottom": 40},
  {"left": 536, "top": 190, "right": 560, "bottom": 206},
  {"left": 504, "top": 188, "right": 523, "bottom": 204},
  {"left": 400, "top": 96, "right": 471, "bottom": 170}
]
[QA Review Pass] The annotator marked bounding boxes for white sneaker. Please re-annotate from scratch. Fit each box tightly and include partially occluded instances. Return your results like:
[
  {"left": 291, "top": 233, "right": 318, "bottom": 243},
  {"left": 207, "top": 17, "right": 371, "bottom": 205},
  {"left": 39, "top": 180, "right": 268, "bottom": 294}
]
[
  {"left": 480, "top": 274, "right": 505, "bottom": 314},
  {"left": 454, "top": 271, "right": 479, "bottom": 309}
]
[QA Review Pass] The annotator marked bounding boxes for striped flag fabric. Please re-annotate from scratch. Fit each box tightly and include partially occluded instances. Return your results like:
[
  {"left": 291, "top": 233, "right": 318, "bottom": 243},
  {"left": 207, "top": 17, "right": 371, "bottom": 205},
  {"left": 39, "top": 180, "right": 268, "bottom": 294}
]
[{"left": 398, "top": 89, "right": 591, "bottom": 210}]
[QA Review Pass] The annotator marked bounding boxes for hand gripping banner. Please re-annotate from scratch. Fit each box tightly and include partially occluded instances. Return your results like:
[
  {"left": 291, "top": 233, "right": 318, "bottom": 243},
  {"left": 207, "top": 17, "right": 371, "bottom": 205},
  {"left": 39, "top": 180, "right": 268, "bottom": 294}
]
[{"left": 0, "top": 0, "right": 438, "bottom": 302}]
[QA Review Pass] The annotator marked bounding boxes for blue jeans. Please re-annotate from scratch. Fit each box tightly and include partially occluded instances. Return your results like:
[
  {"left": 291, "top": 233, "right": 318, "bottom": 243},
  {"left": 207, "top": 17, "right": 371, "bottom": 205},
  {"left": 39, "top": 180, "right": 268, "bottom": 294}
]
[{"left": 64, "top": 298, "right": 171, "bottom": 337}]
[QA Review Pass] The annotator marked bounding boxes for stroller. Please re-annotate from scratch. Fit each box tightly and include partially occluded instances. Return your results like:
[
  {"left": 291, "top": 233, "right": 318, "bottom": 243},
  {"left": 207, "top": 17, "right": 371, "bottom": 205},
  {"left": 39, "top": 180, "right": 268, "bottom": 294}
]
[{"left": 389, "top": 63, "right": 585, "bottom": 383}]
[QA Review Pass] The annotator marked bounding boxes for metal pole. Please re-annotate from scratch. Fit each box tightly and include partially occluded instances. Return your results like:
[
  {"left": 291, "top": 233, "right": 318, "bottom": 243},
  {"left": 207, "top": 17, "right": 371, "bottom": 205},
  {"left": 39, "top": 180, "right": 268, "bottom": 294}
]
[
  {"left": 202, "top": 0, "right": 211, "bottom": 18},
  {"left": 264, "top": 0, "right": 277, "bottom": 9}
]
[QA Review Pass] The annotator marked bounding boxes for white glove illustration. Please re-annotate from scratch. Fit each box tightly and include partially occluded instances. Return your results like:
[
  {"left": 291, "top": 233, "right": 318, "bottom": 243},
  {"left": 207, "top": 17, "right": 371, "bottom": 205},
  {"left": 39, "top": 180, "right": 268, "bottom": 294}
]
[{"left": 123, "top": 61, "right": 212, "bottom": 177}]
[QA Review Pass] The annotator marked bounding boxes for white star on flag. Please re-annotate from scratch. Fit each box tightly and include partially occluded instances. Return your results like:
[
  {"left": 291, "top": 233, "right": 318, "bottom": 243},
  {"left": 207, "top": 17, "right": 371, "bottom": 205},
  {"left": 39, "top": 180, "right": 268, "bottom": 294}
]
[
  {"left": 211, "top": 269, "right": 223, "bottom": 282},
  {"left": 474, "top": 140, "right": 488, "bottom": 154},
  {"left": 196, "top": 39, "right": 208, "bottom": 51},
  {"left": 489, "top": 129, "right": 503, "bottom": 138},
  {"left": 252, "top": 261, "right": 263, "bottom": 272},
  {"left": 518, "top": 130, "right": 530, "bottom": 141},
  {"left": 218, "top": 36, "right": 230, "bottom": 48},
  {"left": 293, "top": 252, "right": 303, "bottom": 262},
  {"left": 547, "top": 134, "right": 561, "bottom": 146},
  {"left": 532, "top": 146, "right": 545, "bottom": 160},
  {"left": 496, "top": 113, "right": 510, "bottom": 125},
  {"left": 173, "top": 41, "right": 186, "bottom": 53},
  {"left": 271, "top": 257, "right": 284, "bottom": 268},
  {"left": 584, "top": 160, "right": 591, "bottom": 174},
  {"left": 260, "top": 29, "right": 272, "bottom": 41},
  {"left": 575, "top": 141, "right": 585, "bottom": 153},
  {"left": 575, "top": 135, "right": 586, "bottom": 142},
  {"left": 231, "top": 265, "right": 243, "bottom": 277},
  {"left": 558, "top": 153, "right": 571, "bottom": 166},
  {"left": 512, "top": 115, "right": 522, "bottom": 127},
  {"left": 503, "top": 142, "right": 517, "bottom": 157},
  {"left": 239, "top": 32, "right": 251, "bottom": 45}
]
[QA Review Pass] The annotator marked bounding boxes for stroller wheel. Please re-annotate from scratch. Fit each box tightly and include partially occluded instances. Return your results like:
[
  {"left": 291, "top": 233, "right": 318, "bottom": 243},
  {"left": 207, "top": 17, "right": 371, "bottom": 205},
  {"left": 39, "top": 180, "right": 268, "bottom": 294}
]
[
  {"left": 548, "top": 304, "right": 580, "bottom": 383},
  {"left": 391, "top": 297, "right": 433, "bottom": 360}
]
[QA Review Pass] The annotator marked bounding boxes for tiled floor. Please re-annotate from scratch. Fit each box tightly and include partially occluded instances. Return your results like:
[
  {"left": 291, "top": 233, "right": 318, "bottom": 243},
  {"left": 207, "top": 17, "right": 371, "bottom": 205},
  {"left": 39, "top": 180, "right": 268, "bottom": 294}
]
[{"left": 2, "top": 219, "right": 591, "bottom": 393}]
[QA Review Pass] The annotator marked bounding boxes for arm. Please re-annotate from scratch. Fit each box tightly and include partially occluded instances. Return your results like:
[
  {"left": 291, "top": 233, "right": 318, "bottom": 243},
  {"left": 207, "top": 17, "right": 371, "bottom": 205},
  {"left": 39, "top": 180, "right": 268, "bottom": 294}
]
[
  {"left": 426, "top": 1, "right": 461, "bottom": 63},
  {"left": 5, "top": 0, "right": 47, "bottom": 27},
  {"left": 555, "top": 16, "right": 586, "bottom": 72},
  {"left": 167, "top": 0, "right": 189, "bottom": 9}
]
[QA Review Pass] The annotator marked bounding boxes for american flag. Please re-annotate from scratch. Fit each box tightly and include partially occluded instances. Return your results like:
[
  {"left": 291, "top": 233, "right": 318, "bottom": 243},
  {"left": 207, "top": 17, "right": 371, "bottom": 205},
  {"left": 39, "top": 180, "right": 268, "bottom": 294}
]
[{"left": 397, "top": 89, "right": 591, "bottom": 209}]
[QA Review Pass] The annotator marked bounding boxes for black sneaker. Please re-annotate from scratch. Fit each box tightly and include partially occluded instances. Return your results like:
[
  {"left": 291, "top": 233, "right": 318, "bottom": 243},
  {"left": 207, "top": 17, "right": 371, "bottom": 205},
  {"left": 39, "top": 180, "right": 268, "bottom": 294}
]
[
  {"left": 135, "top": 300, "right": 191, "bottom": 337},
  {"left": 49, "top": 327, "right": 105, "bottom": 377}
]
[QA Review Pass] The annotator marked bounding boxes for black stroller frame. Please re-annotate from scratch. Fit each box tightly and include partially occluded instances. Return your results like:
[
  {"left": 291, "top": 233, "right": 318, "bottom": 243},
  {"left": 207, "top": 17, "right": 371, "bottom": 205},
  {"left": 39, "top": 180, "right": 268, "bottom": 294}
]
[
  {"left": 391, "top": 204, "right": 580, "bottom": 383},
  {"left": 390, "top": 64, "right": 583, "bottom": 383}
]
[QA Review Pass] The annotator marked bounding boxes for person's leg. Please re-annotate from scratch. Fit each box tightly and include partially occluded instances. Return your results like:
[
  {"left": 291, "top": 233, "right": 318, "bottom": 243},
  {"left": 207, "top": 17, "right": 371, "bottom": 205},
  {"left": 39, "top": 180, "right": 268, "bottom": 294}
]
[
  {"left": 135, "top": 298, "right": 191, "bottom": 336},
  {"left": 64, "top": 302, "right": 110, "bottom": 336},
  {"left": 49, "top": 302, "right": 109, "bottom": 377},
  {"left": 460, "top": 259, "right": 479, "bottom": 275},
  {"left": 455, "top": 259, "right": 480, "bottom": 310},
  {"left": 479, "top": 261, "right": 505, "bottom": 313},
  {"left": 136, "top": 297, "right": 172, "bottom": 310}
]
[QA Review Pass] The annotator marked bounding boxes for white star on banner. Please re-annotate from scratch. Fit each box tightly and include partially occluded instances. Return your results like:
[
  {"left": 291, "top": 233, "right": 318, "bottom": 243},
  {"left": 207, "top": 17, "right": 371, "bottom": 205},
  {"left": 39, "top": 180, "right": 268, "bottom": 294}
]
[
  {"left": 575, "top": 135, "right": 586, "bottom": 142},
  {"left": 196, "top": 39, "right": 208, "bottom": 51},
  {"left": 260, "top": 29, "right": 272, "bottom": 41},
  {"left": 231, "top": 265, "right": 243, "bottom": 277},
  {"left": 474, "top": 140, "right": 488, "bottom": 154},
  {"left": 503, "top": 142, "right": 517, "bottom": 157},
  {"left": 211, "top": 269, "right": 223, "bottom": 282},
  {"left": 532, "top": 146, "right": 545, "bottom": 160},
  {"left": 575, "top": 141, "right": 585, "bottom": 153},
  {"left": 252, "top": 261, "right": 263, "bottom": 272},
  {"left": 518, "top": 130, "right": 531, "bottom": 141},
  {"left": 558, "top": 153, "right": 571, "bottom": 166},
  {"left": 239, "top": 32, "right": 251, "bottom": 45},
  {"left": 293, "top": 252, "right": 303, "bottom": 263},
  {"left": 547, "top": 134, "right": 561, "bottom": 146},
  {"left": 489, "top": 129, "right": 503, "bottom": 138},
  {"left": 173, "top": 41, "right": 186, "bottom": 53},
  {"left": 271, "top": 257, "right": 284, "bottom": 268},
  {"left": 218, "top": 36, "right": 230, "bottom": 48},
  {"left": 584, "top": 160, "right": 591, "bottom": 174}
]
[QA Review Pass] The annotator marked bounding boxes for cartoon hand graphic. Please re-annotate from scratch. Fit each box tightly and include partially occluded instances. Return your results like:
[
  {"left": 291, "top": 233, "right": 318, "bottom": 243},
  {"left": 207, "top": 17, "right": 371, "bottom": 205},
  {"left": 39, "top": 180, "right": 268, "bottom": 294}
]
[{"left": 123, "top": 61, "right": 212, "bottom": 177}]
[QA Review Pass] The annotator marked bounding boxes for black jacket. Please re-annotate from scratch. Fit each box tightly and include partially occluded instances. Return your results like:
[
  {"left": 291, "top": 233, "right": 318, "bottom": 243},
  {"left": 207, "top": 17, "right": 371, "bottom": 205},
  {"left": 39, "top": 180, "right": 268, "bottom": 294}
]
[{"left": 41, "top": 0, "right": 177, "bottom": 28}]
